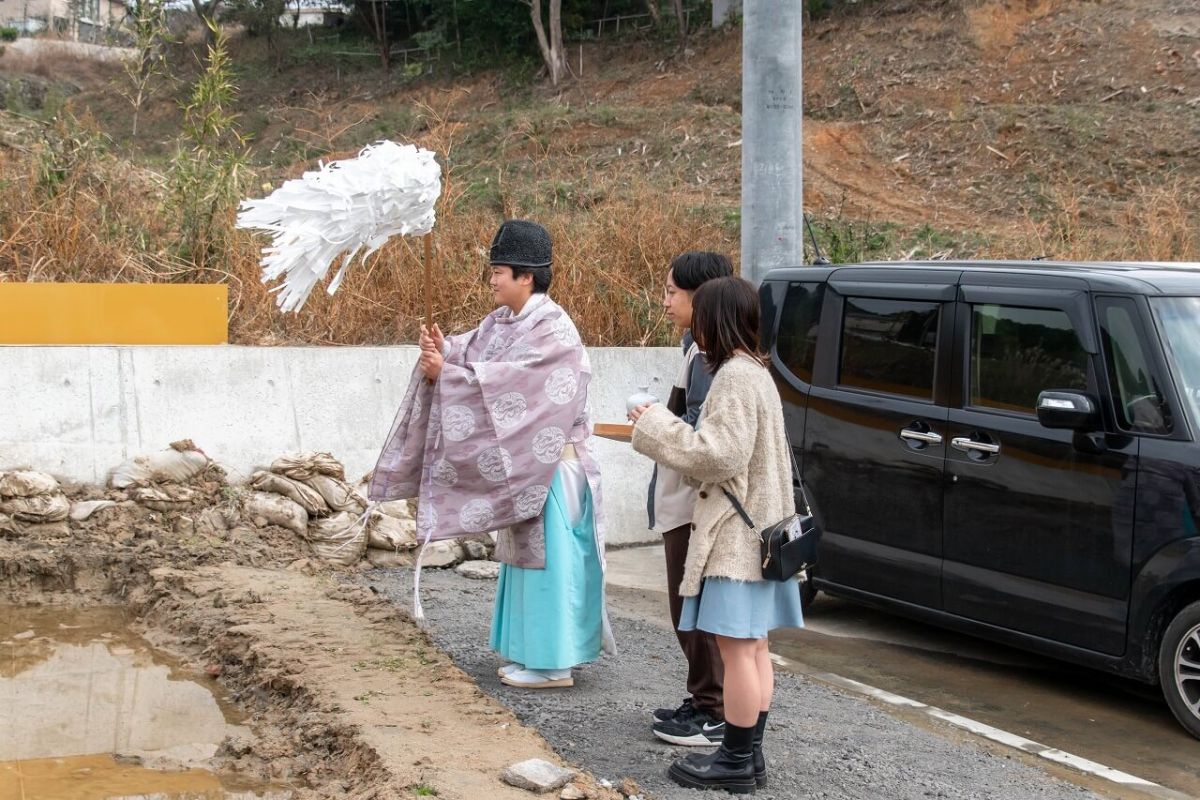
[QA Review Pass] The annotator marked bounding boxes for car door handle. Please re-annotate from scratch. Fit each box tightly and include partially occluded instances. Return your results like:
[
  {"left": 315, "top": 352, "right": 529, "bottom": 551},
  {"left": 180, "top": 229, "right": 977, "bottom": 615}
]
[
  {"left": 900, "top": 429, "right": 943, "bottom": 445},
  {"left": 951, "top": 437, "right": 1000, "bottom": 455}
]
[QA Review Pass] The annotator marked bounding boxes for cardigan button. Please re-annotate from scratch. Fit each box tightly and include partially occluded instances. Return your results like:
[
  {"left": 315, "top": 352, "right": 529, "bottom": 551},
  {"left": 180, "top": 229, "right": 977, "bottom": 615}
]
[
  {"left": 698, "top": 491, "right": 708, "bottom": 499},
  {"left": 690, "top": 523, "right": 697, "bottom": 530}
]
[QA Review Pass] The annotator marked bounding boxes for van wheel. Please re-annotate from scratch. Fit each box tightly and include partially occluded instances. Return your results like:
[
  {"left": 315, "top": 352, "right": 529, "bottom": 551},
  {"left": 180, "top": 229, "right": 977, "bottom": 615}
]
[
  {"left": 1159, "top": 600, "right": 1200, "bottom": 739},
  {"left": 799, "top": 571, "right": 818, "bottom": 611}
]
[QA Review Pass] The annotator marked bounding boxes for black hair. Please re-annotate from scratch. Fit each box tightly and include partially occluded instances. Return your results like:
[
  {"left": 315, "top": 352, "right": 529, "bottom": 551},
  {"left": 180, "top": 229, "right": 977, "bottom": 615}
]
[
  {"left": 691, "top": 276, "right": 765, "bottom": 373},
  {"left": 668, "top": 251, "right": 734, "bottom": 291},
  {"left": 508, "top": 265, "right": 552, "bottom": 294}
]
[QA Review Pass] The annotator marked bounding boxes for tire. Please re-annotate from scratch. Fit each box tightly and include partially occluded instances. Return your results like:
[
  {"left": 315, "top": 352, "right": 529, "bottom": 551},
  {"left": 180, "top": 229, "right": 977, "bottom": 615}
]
[
  {"left": 1159, "top": 600, "right": 1200, "bottom": 739},
  {"left": 798, "top": 570, "right": 818, "bottom": 612}
]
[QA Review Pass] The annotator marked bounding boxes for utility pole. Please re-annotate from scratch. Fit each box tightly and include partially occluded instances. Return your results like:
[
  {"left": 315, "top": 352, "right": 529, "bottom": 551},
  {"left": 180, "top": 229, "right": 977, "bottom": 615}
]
[
  {"left": 712, "top": 0, "right": 740, "bottom": 27},
  {"left": 740, "top": 1, "right": 803, "bottom": 284}
]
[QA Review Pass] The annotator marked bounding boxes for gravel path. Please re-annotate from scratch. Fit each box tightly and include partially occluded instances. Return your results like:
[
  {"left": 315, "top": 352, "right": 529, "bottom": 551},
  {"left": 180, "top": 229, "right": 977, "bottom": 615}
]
[{"left": 363, "top": 568, "right": 1101, "bottom": 800}]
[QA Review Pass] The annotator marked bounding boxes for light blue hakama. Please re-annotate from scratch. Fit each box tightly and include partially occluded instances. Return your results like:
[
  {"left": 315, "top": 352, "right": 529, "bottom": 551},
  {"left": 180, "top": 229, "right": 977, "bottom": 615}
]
[
  {"left": 678, "top": 577, "right": 805, "bottom": 639},
  {"left": 489, "top": 462, "right": 604, "bottom": 670}
]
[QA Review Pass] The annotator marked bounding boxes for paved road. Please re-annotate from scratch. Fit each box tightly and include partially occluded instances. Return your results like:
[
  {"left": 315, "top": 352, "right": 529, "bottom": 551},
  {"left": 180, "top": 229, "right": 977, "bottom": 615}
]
[
  {"left": 606, "top": 545, "right": 1200, "bottom": 800},
  {"left": 365, "top": 562, "right": 1105, "bottom": 800}
]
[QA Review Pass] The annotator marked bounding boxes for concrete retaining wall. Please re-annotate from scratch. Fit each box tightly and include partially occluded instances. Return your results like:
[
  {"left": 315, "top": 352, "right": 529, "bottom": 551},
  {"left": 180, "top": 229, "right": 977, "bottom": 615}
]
[{"left": 1, "top": 346, "right": 680, "bottom": 545}]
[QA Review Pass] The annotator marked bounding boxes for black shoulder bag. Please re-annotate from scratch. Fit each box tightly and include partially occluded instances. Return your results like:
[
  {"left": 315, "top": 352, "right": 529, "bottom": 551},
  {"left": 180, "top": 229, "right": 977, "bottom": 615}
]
[{"left": 721, "top": 446, "right": 820, "bottom": 582}]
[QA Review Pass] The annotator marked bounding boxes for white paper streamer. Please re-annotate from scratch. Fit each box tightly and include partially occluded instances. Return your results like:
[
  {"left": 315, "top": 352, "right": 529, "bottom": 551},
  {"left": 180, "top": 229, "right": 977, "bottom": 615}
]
[{"left": 237, "top": 141, "right": 442, "bottom": 313}]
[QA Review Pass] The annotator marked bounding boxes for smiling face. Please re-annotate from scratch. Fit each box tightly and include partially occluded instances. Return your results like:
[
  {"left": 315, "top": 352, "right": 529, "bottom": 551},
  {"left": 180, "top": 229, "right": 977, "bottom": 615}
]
[
  {"left": 489, "top": 265, "right": 534, "bottom": 312},
  {"left": 663, "top": 269, "right": 695, "bottom": 331}
]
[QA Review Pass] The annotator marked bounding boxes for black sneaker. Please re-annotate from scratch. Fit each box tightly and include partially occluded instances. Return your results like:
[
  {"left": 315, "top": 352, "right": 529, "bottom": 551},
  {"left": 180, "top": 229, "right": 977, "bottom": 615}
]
[
  {"left": 652, "top": 697, "right": 695, "bottom": 724},
  {"left": 652, "top": 709, "right": 725, "bottom": 747}
]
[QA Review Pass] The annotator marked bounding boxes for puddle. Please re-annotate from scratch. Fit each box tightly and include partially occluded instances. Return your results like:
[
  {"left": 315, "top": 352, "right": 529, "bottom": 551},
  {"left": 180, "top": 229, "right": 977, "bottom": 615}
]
[{"left": 0, "top": 606, "right": 287, "bottom": 800}]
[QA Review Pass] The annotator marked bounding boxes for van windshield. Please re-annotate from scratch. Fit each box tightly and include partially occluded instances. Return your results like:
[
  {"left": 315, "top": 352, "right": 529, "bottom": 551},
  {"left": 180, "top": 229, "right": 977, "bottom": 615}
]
[{"left": 1152, "top": 297, "right": 1200, "bottom": 431}]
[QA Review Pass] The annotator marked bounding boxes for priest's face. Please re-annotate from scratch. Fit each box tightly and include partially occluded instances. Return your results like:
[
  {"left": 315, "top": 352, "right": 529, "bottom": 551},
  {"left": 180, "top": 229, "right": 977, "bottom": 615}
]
[{"left": 490, "top": 265, "right": 534, "bottom": 312}]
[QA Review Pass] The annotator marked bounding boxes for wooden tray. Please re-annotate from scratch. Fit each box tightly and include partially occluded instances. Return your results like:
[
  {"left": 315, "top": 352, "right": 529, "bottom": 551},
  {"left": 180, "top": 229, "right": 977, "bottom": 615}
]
[{"left": 593, "top": 422, "right": 634, "bottom": 442}]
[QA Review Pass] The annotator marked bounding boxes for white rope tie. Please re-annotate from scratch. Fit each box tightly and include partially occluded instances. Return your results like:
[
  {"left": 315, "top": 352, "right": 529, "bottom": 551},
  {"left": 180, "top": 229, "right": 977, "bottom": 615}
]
[
  {"left": 412, "top": 522, "right": 436, "bottom": 626},
  {"left": 327, "top": 501, "right": 377, "bottom": 554}
]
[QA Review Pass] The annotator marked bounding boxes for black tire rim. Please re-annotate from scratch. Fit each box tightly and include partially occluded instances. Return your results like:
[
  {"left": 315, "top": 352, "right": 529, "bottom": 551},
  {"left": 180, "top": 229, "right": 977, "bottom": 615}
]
[{"left": 1174, "top": 621, "right": 1200, "bottom": 721}]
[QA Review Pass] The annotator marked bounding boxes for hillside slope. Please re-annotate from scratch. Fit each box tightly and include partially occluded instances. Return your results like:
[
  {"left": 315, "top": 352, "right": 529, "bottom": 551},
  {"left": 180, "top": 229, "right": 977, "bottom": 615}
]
[{"left": 1, "top": 0, "right": 1197, "bottom": 345}]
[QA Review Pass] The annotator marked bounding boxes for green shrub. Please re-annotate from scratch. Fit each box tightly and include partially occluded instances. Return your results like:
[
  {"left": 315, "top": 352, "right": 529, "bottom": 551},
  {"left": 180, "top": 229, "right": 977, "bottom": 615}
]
[{"left": 0, "top": 27, "right": 19, "bottom": 42}]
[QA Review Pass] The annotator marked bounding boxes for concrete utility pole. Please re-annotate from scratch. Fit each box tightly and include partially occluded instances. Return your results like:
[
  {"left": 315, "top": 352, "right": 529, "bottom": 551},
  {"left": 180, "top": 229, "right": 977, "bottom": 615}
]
[
  {"left": 712, "top": 0, "right": 741, "bottom": 27},
  {"left": 741, "top": 1, "right": 804, "bottom": 285}
]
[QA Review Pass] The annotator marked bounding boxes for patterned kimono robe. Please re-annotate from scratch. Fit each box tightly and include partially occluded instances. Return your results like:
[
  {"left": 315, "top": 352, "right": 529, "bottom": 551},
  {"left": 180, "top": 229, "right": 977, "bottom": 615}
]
[{"left": 368, "top": 295, "right": 607, "bottom": 573}]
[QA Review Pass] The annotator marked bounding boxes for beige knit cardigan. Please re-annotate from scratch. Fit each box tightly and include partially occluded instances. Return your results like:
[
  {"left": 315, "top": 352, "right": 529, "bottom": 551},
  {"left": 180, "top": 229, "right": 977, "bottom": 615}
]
[{"left": 631, "top": 354, "right": 793, "bottom": 597}]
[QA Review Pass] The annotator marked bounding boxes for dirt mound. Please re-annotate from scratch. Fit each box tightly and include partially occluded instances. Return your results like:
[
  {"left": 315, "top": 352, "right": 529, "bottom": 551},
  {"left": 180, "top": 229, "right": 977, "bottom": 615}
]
[{"left": 129, "top": 566, "right": 620, "bottom": 800}]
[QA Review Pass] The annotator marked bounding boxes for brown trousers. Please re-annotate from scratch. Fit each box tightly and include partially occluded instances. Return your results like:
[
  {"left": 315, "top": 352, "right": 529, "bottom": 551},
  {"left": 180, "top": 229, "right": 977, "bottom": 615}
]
[{"left": 662, "top": 523, "right": 725, "bottom": 720}]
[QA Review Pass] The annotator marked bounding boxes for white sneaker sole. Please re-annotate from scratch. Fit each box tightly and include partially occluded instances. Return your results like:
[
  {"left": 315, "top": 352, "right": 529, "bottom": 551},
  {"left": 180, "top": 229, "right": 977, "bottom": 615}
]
[
  {"left": 500, "top": 674, "right": 574, "bottom": 689},
  {"left": 652, "top": 728, "right": 722, "bottom": 747}
]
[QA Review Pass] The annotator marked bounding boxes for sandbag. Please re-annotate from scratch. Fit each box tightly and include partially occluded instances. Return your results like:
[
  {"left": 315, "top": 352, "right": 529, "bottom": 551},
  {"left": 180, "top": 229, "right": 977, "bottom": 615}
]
[
  {"left": 270, "top": 452, "right": 345, "bottom": 482},
  {"left": 0, "top": 492, "right": 69, "bottom": 522},
  {"left": 306, "top": 474, "right": 366, "bottom": 514},
  {"left": 307, "top": 511, "right": 368, "bottom": 567},
  {"left": 0, "top": 471, "right": 60, "bottom": 498},
  {"left": 110, "top": 443, "right": 210, "bottom": 488},
  {"left": 243, "top": 491, "right": 307, "bottom": 537},
  {"left": 0, "top": 516, "right": 68, "bottom": 538},
  {"left": 249, "top": 471, "right": 328, "bottom": 516},
  {"left": 70, "top": 500, "right": 118, "bottom": 521},
  {"left": 377, "top": 498, "right": 415, "bottom": 522},
  {"left": 367, "top": 512, "right": 417, "bottom": 550},
  {"left": 130, "top": 485, "right": 198, "bottom": 512},
  {"left": 366, "top": 547, "right": 414, "bottom": 569}
]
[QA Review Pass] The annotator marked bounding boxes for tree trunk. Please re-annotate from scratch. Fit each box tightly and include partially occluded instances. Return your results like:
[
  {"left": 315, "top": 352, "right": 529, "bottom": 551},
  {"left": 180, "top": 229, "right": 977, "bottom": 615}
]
[
  {"left": 528, "top": 0, "right": 564, "bottom": 85},
  {"left": 189, "top": 0, "right": 220, "bottom": 45},
  {"left": 670, "top": 0, "right": 686, "bottom": 44},
  {"left": 549, "top": 0, "right": 563, "bottom": 84},
  {"left": 643, "top": 0, "right": 659, "bottom": 25},
  {"left": 365, "top": 0, "right": 389, "bottom": 70}
]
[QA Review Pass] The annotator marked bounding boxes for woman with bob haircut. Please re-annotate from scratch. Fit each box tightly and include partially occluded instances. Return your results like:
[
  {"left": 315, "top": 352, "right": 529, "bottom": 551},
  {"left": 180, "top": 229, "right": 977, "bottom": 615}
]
[{"left": 629, "top": 275, "right": 803, "bottom": 793}]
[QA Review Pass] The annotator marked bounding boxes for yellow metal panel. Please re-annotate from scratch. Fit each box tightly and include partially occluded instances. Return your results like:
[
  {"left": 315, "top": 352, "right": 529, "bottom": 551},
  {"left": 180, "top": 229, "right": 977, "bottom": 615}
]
[{"left": 0, "top": 284, "right": 228, "bottom": 345}]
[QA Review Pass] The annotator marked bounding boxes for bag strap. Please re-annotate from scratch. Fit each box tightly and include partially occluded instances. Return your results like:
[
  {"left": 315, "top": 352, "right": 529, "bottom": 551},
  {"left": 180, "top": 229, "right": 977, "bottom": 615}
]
[
  {"left": 722, "top": 488, "right": 755, "bottom": 529},
  {"left": 721, "top": 439, "right": 802, "bottom": 530}
]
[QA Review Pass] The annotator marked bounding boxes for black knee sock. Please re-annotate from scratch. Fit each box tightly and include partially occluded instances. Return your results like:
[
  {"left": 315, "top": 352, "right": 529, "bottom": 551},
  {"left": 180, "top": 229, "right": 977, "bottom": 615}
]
[{"left": 753, "top": 711, "right": 768, "bottom": 749}]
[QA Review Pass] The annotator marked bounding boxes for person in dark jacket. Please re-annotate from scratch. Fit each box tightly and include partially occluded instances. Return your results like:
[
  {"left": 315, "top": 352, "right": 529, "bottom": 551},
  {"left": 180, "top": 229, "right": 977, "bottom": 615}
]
[{"left": 643, "top": 251, "right": 733, "bottom": 746}]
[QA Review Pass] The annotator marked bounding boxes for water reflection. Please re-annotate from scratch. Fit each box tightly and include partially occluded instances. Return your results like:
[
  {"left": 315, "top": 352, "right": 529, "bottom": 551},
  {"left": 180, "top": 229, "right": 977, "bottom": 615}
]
[{"left": 0, "top": 606, "right": 286, "bottom": 800}]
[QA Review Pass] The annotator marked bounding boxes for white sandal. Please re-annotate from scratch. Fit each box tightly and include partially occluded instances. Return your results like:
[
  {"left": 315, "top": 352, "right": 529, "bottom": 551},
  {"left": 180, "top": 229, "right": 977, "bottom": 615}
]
[
  {"left": 500, "top": 668, "right": 574, "bottom": 689},
  {"left": 497, "top": 662, "right": 524, "bottom": 678}
]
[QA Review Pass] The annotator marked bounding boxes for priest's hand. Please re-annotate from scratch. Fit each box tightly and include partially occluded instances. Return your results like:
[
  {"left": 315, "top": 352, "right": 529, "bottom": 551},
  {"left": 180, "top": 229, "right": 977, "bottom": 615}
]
[
  {"left": 419, "top": 323, "right": 445, "bottom": 355},
  {"left": 419, "top": 348, "right": 443, "bottom": 381}
]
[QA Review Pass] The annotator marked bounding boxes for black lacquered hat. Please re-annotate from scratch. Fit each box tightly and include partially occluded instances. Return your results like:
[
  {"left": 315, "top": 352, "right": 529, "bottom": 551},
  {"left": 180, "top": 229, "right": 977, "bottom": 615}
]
[{"left": 489, "top": 219, "right": 552, "bottom": 268}]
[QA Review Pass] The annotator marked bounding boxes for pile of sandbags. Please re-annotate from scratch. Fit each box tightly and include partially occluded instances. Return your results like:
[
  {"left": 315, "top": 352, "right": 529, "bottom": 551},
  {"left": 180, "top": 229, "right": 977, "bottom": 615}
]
[
  {"left": 0, "top": 470, "right": 70, "bottom": 537},
  {"left": 247, "top": 452, "right": 390, "bottom": 567},
  {"left": 110, "top": 439, "right": 212, "bottom": 488},
  {"left": 107, "top": 440, "right": 216, "bottom": 514}
]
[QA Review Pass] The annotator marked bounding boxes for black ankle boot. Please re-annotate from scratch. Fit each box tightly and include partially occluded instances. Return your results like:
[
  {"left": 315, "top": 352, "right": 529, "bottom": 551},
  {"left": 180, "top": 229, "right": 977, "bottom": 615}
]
[
  {"left": 752, "top": 711, "right": 768, "bottom": 788},
  {"left": 667, "top": 721, "right": 756, "bottom": 794}
]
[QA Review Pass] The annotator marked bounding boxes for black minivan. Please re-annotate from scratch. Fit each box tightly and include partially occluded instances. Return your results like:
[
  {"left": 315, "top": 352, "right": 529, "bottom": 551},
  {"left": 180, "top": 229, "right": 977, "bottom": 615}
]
[{"left": 760, "top": 261, "right": 1200, "bottom": 739}]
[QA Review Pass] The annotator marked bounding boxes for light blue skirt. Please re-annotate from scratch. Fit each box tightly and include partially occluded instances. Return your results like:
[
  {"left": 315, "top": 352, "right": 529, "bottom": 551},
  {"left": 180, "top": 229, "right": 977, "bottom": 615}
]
[
  {"left": 679, "top": 577, "right": 805, "bottom": 639},
  {"left": 489, "top": 467, "right": 603, "bottom": 670}
]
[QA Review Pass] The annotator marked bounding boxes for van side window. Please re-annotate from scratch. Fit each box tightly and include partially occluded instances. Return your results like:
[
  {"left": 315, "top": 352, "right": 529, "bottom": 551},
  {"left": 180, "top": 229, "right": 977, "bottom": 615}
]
[
  {"left": 839, "top": 297, "right": 939, "bottom": 400},
  {"left": 970, "top": 304, "right": 1088, "bottom": 415},
  {"left": 776, "top": 282, "right": 825, "bottom": 384},
  {"left": 1098, "top": 297, "right": 1171, "bottom": 435}
]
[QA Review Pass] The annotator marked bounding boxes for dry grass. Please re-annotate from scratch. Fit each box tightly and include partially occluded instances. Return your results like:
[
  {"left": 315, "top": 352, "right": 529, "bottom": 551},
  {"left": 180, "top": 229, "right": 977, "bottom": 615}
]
[
  {"left": 1010, "top": 178, "right": 1199, "bottom": 263},
  {"left": 2, "top": 111, "right": 1196, "bottom": 348},
  {"left": 0, "top": 46, "right": 120, "bottom": 88},
  {"left": 0, "top": 108, "right": 737, "bottom": 346}
]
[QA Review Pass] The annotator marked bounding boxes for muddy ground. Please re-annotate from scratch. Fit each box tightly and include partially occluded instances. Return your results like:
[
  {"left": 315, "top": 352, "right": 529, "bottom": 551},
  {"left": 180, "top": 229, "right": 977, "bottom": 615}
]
[
  {"left": 0, "top": 460, "right": 1116, "bottom": 800},
  {"left": 0, "top": 471, "right": 621, "bottom": 800}
]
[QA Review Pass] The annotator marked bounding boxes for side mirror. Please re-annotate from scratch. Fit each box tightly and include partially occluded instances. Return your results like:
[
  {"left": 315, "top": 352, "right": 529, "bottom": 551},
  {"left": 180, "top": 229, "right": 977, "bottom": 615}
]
[{"left": 1037, "top": 391, "right": 1101, "bottom": 431}]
